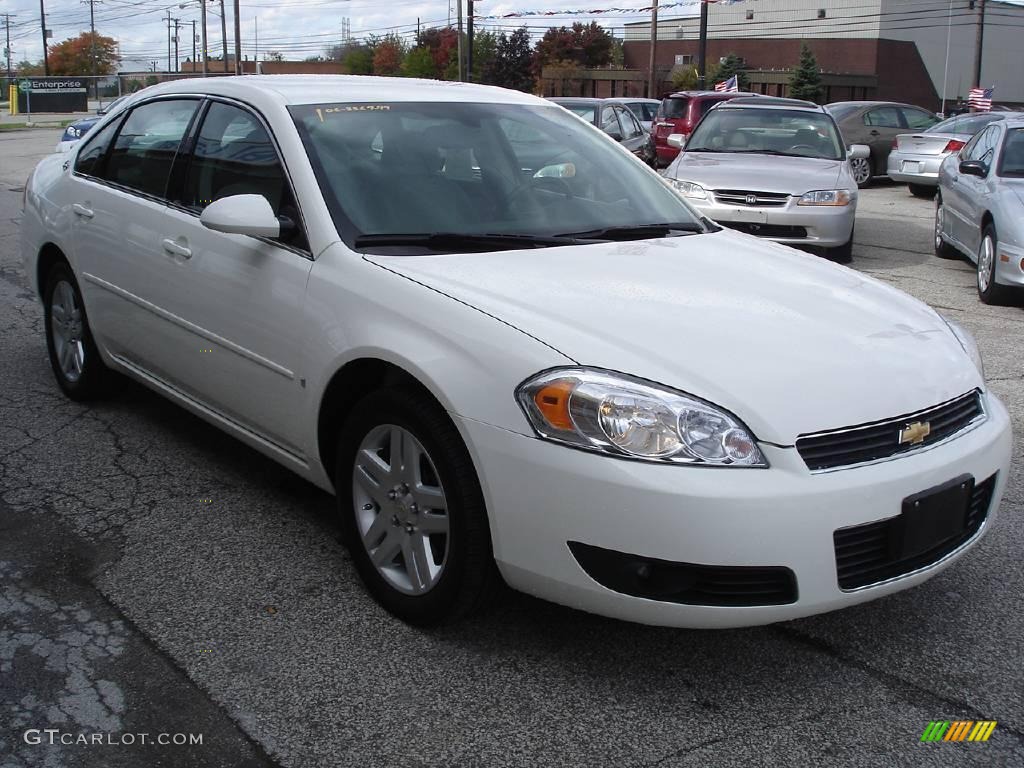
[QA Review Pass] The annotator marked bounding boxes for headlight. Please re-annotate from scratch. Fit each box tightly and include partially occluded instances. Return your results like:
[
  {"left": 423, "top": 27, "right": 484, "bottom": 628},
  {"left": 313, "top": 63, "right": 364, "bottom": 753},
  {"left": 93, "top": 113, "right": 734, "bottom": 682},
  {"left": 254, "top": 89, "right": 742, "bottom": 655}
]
[
  {"left": 667, "top": 179, "right": 707, "bottom": 200},
  {"left": 516, "top": 368, "right": 767, "bottom": 467},
  {"left": 797, "top": 189, "right": 852, "bottom": 206},
  {"left": 66, "top": 126, "right": 80, "bottom": 138},
  {"left": 942, "top": 317, "right": 984, "bottom": 378}
]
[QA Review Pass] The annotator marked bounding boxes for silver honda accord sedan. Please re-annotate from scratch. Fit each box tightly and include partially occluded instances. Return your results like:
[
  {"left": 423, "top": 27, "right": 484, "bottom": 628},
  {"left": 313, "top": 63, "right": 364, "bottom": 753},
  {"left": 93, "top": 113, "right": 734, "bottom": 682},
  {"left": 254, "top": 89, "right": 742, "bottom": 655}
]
[
  {"left": 935, "top": 116, "right": 1024, "bottom": 304},
  {"left": 664, "top": 97, "right": 868, "bottom": 262},
  {"left": 889, "top": 112, "right": 1021, "bottom": 198}
]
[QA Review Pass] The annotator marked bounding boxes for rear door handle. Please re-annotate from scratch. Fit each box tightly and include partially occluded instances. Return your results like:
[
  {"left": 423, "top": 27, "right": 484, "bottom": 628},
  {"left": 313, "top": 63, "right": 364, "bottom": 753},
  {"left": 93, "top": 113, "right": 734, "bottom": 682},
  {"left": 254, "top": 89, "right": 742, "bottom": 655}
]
[
  {"left": 162, "top": 238, "right": 192, "bottom": 259},
  {"left": 72, "top": 203, "right": 94, "bottom": 219}
]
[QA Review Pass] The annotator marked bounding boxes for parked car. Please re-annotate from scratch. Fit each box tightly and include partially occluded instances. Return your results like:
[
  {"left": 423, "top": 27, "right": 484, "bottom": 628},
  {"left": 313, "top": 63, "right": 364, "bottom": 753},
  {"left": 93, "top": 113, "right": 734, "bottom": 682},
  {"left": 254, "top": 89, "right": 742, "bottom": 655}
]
[
  {"left": 606, "top": 97, "right": 660, "bottom": 132},
  {"left": 826, "top": 101, "right": 940, "bottom": 188},
  {"left": 935, "top": 116, "right": 1024, "bottom": 304},
  {"left": 651, "top": 90, "right": 757, "bottom": 168},
  {"left": 664, "top": 96, "right": 868, "bottom": 260},
  {"left": 21, "top": 76, "right": 1011, "bottom": 628},
  {"left": 55, "top": 96, "right": 128, "bottom": 152},
  {"left": 549, "top": 97, "right": 649, "bottom": 160},
  {"left": 888, "top": 112, "right": 1019, "bottom": 197}
]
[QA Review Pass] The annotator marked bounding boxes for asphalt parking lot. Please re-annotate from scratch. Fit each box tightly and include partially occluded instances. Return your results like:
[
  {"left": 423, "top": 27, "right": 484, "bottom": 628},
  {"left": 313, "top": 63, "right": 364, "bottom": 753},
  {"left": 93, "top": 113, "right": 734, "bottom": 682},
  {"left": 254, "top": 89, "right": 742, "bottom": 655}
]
[{"left": 1, "top": 127, "right": 1022, "bottom": 768}]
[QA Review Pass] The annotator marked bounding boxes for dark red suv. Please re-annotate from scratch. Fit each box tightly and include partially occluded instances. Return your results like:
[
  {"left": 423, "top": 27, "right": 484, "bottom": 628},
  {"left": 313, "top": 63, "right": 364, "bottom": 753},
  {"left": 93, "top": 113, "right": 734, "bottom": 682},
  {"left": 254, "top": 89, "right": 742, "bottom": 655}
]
[{"left": 651, "top": 90, "right": 759, "bottom": 167}]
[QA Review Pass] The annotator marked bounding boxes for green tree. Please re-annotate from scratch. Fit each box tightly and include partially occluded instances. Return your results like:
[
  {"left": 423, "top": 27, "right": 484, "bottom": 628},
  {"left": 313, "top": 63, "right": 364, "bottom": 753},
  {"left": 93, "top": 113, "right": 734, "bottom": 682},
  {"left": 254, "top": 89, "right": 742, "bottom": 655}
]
[
  {"left": 669, "top": 64, "right": 699, "bottom": 91},
  {"left": 712, "top": 53, "right": 749, "bottom": 90},
  {"left": 789, "top": 42, "right": 822, "bottom": 102},
  {"left": 16, "top": 59, "right": 46, "bottom": 76},
  {"left": 482, "top": 28, "right": 535, "bottom": 92},
  {"left": 471, "top": 29, "right": 498, "bottom": 82},
  {"left": 401, "top": 46, "right": 437, "bottom": 78},
  {"left": 534, "top": 21, "right": 614, "bottom": 78},
  {"left": 342, "top": 45, "right": 374, "bottom": 75}
]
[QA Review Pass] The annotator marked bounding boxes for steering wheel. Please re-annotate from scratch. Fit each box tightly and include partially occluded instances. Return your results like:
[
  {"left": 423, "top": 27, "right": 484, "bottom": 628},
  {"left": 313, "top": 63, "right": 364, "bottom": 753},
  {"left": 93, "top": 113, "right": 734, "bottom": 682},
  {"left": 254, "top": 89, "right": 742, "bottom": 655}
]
[{"left": 505, "top": 176, "right": 574, "bottom": 212}]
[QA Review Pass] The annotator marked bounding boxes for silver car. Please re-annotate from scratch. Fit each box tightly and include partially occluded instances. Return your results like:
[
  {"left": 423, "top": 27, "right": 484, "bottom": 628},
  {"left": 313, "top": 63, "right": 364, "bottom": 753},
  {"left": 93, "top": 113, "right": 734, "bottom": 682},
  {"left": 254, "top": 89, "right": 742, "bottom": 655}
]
[
  {"left": 664, "top": 97, "right": 868, "bottom": 261},
  {"left": 889, "top": 112, "right": 1021, "bottom": 197},
  {"left": 935, "top": 116, "right": 1024, "bottom": 304}
]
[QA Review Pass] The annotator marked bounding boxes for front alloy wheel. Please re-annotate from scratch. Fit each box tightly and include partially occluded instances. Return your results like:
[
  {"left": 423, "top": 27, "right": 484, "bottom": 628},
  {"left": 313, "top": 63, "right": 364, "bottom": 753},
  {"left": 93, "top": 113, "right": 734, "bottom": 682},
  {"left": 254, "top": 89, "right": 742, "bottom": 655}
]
[
  {"left": 977, "top": 224, "right": 1013, "bottom": 305},
  {"left": 850, "top": 156, "right": 872, "bottom": 188},
  {"left": 336, "top": 387, "right": 499, "bottom": 625},
  {"left": 353, "top": 424, "right": 450, "bottom": 595}
]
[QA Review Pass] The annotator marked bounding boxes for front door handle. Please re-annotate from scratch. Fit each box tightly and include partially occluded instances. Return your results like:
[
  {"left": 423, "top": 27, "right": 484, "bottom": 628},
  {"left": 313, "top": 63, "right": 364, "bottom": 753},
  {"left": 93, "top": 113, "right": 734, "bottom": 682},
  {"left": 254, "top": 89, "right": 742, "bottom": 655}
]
[
  {"left": 162, "top": 238, "right": 192, "bottom": 259},
  {"left": 72, "top": 203, "right": 94, "bottom": 219}
]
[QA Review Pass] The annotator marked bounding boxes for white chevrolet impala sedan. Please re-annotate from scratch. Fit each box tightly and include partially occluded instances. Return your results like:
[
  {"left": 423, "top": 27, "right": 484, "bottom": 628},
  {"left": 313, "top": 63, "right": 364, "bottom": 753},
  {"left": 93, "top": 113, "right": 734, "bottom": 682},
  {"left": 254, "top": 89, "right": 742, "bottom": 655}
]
[{"left": 21, "top": 76, "right": 1012, "bottom": 628}]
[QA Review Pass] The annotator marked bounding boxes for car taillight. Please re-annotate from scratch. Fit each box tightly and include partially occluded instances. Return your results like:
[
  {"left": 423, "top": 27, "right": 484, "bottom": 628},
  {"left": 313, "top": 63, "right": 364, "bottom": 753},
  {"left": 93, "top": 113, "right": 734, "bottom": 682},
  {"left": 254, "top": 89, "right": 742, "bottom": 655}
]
[
  {"left": 944, "top": 139, "right": 966, "bottom": 153},
  {"left": 891, "top": 138, "right": 899, "bottom": 150}
]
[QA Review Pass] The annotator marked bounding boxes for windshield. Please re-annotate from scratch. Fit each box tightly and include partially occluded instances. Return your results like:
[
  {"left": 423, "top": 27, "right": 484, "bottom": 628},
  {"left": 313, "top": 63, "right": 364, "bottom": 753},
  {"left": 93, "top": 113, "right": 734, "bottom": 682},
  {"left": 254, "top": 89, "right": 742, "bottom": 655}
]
[
  {"left": 290, "top": 101, "right": 703, "bottom": 251},
  {"left": 998, "top": 128, "right": 1024, "bottom": 177},
  {"left": 686, "top": 108, "right": 844, "bottom": 160},
  {"left": 928, "top": 113, "right": 1003, "bottom": 135}
]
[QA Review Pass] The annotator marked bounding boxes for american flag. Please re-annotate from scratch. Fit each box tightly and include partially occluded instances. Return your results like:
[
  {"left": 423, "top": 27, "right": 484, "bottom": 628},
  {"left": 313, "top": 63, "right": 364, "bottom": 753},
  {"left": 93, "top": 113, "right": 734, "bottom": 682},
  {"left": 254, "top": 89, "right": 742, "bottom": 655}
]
[
  {"left": 968, "top": 86, "right": 994, "bottom": 112},
  {"left": 715, "top": 75, "right": 739, "bottom": 93}
]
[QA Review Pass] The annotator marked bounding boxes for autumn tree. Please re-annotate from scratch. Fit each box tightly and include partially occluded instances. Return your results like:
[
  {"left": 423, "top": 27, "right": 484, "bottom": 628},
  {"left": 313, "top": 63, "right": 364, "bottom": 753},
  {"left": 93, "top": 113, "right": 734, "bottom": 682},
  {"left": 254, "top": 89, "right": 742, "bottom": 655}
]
[
  {"left": 534, "top": 22, "right": 614, "bottom": 76},
  {"left": 48, "top": 32, "right": 120, "bottom": 75},
  {"left": 482, "top": 28, "right": 534, "bottom": 92},
  {"left": 373, "top": 34, "right": 406, "bottom": 76},
  {"left": 408, "top": 27, "right": 460, "bottom": 80}
]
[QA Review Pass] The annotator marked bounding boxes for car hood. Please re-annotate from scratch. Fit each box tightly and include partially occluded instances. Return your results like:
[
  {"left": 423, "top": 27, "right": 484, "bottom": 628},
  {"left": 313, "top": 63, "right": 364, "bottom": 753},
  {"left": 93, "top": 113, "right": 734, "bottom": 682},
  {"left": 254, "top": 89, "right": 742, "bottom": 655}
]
[
  {"left": 366, "top": 230, "right": 981, "bottom": 445},
  {"left": 670, "top": 151, "right": 846, "bottom": 194}
]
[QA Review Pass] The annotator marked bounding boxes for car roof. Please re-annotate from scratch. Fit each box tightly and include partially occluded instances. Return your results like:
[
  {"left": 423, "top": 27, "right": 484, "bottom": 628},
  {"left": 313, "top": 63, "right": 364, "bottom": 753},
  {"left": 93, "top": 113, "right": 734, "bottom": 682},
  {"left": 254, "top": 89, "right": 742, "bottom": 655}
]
[
  {"left": 665, "top": 90, "right": 758, "bottom": 99},
  {"left": 825, "top": 101, "right": 925, "bottom": 111},
  {"left": 606, "top": 97, "right": 659, "bottom": 104},
  {"left": 717, "top": 96, "right": 823, "bottom": 111},
  {"left": 136, "top": 74, "right": 547, "bottom": 108}
]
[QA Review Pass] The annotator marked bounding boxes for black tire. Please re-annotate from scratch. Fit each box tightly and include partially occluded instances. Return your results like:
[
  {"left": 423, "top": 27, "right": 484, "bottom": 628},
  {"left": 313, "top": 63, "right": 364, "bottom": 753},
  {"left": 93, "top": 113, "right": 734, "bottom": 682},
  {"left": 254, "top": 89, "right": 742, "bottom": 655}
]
[
  {"left": 933, "top": 195, "right": 960, "bottom": 260},
  {"left": 43, "top": 260, "right": 111, "bottom": 400},
  {"left": 335, "top": 386, "right": 500, "bottom": 626},
  {"left": 850, "top": 156, "right": 873, "bottom": 189},
  {"left": 829, "top": 226, "right": 854, "bottom": 264},
  {"left": 977, "top": 223, "right": 1015, "bottom": 306},
  {"left": 909, "top": 183, "right": 935, "bottom": 199}
]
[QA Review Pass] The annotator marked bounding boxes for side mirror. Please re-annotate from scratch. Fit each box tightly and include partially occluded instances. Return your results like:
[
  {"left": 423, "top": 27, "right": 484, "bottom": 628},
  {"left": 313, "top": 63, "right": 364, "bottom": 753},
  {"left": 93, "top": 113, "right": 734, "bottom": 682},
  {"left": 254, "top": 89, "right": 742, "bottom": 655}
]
[
  {"left": 847, "top": 144, "right": 870, "bottom": 160},
  {"left": 200, "top": 194, "right": 280, "bottom": 238},
  {"left": 667, "top": 133, "right": 686, "bottom": 149},
  {"left": 534, "top": 162, "right": 576, "bottom": 179},
  {"left": 958, "top": 159, "right": 987, "bottom": 177}
]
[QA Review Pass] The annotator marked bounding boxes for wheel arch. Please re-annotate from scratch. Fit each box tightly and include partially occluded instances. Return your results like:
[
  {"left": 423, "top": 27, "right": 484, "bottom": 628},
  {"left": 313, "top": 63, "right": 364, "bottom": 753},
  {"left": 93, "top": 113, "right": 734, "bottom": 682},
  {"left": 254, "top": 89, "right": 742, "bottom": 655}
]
[{"left": 36, "top": 242, "right": 70, "bottom": 300}]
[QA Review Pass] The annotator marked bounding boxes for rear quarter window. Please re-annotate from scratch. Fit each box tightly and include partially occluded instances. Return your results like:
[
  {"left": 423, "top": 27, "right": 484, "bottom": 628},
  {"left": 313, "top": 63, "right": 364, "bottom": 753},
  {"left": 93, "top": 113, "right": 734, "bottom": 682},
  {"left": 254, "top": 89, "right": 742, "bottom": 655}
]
[{"left": 660, "top": 98, "right": 690, "bottom": 119}]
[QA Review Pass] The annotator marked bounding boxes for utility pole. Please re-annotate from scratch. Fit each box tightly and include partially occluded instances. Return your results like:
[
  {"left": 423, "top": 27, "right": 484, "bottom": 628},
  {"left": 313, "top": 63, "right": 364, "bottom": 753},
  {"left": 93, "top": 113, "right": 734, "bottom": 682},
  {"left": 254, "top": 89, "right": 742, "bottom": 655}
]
[
  {"left": 39, "top": 0, "right": 49, "bottom": 76},
  {"left": 173, "top": 18, "right": 181, "bottom": 72},
  {"left": 647, "top": 0, "right": 658, "bottom": 98},
  {"left": 972, "top": 0, "right": 986, "bottom": 88},
  {"left": 191, "top": 19, "right": 196, "bottom": 67},
  {"left": 697, "top": 0, "right": 709, "bottom": 89},
  {"left": 254, "top": 17, "right": 258, "bottom": 67},
  {"left": 219, "top": 0, "right": 228, "bottom": 71},
  {"left": 200, "top": 0, "right": 208, "bottom": 76},
  {"left": 456, "top": 0, "right": 463, "bottom": 82},
  {"left": 166, "top": 10, "right": 172, "bottom": 72},
  {"left": 3, "top": 14, "right": 14, "bottom": 83},
  {"left": 83, "top": 0, "right": 97, "bottom": 82},
  {"left": 467, "top": 0, "right": 474, "bottom": 81},
  {"left": 233, "top": 0, "right": 241, "bottom": 74}
]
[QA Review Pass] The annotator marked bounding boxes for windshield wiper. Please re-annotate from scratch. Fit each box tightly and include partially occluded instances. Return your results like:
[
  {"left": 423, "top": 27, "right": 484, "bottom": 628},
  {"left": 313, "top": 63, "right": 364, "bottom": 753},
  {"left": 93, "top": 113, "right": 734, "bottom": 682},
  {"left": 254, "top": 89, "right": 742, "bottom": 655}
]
[
  {"left": 353, "top": 232, "right": 576, "bottom": 252},
  {"left": 555, "top": 223, "right": 705, "bottom": 241},
  {"left": 727, "top": 149, "right": 829, "bottom": 158}
]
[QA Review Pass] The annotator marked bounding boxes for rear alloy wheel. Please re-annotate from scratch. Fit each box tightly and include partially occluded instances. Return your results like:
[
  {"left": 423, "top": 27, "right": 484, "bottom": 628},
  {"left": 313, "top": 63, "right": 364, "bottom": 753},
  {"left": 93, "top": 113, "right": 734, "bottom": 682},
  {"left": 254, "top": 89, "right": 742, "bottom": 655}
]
[
  {"left": 933, "top": 197, "right": 959, "bottom": 260},
  {"left": 908, "top": 183, "right": 935, "bottom": 199},
  {"left": 850, "top": 156, "right": 872, "bottom": 188},
  {"left": 336, "top": 387, "right": 499, "bottom": 625},
  {"left": 977, "top": 224, "right": 1014, "bottom": 305},
  {"left": 43, "top": 261, "right": 111, "bottom": 400}
]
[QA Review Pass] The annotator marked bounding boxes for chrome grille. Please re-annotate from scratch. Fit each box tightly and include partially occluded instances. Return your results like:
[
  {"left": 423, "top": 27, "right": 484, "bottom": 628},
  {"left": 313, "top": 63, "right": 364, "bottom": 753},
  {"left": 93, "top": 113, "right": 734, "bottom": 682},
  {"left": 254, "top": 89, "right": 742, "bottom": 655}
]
[
  {"left": 713, "top": 189, "right": 790, "bottom": 207},
  {"left": 796, "top": 391, "right": 984, "bottom": 472}
]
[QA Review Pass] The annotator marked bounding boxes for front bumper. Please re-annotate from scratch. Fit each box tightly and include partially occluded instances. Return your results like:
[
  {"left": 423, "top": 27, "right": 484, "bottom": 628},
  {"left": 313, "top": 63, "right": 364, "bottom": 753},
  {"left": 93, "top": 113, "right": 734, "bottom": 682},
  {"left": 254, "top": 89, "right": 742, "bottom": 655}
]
[
  {"left": 887, "top": 150, "right": 946, "bottom": 185},
  {"left": 458, "top": 391, "right": 1011, "bottom": 628},
  {"left": 994, "top": 239, "right": 1024, "bottom": 288},
  {"left": 686, "top": 194, "right": 855, "bottom": 249}
]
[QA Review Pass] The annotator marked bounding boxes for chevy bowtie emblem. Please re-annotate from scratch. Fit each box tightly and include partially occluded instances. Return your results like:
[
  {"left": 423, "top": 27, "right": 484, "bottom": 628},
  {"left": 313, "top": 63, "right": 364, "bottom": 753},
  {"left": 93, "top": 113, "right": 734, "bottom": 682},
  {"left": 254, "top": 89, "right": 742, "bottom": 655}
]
[{"left": 900, "top": 421, "right": 931, "bottom": 445}]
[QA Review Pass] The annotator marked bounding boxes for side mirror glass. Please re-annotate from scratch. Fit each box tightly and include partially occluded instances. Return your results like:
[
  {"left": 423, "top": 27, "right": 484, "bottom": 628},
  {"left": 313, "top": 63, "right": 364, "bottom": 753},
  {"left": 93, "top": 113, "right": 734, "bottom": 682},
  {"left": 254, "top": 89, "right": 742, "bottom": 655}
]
[
  {"left": 667, "top": 133, "right": 686, "bottom": 149},
  {"left": 847, "top": 144, "right": 870, "bottom": 160},
  {"left": 958, "top": 159, "right": 987, "bottom": 177},
  {"left": 200, "top": 194, "right": 280, "bottom": 238}
]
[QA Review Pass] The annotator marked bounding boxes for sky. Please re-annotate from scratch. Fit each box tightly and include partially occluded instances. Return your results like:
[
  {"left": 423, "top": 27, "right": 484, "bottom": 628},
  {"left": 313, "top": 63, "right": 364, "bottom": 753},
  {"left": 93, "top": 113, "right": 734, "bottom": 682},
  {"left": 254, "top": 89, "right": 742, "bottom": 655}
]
[{"left": 2, "top": 0, "right": 1022, "bottom": 74}]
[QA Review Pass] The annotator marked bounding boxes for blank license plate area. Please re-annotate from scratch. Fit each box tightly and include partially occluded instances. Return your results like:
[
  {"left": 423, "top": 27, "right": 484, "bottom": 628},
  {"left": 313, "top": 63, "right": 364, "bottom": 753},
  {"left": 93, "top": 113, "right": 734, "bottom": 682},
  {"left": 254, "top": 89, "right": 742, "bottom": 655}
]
[
  {"left": 902, "top": 161, "right": 921, "bottom": 173},
  {"left": 900, "top": 476, "right": 973, "bottom": 558},
  {"left": 730, "top": 208, "right": 768, "bottom": 224}
]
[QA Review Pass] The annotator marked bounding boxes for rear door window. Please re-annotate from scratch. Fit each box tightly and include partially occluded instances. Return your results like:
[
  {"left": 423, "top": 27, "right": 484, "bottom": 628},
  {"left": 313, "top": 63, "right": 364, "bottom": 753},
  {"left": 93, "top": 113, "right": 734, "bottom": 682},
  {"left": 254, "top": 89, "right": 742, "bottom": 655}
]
[{"left": 104, "top": 99, "right": 199, "bottom": 199}]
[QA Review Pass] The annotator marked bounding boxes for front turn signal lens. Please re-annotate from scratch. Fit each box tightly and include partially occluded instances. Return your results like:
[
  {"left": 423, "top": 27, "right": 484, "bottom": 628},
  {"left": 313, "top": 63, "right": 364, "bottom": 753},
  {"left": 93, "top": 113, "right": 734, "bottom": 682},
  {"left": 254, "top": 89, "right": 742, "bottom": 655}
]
[{"left": 533, "top": 379, "right": 576, "bottom": 431}]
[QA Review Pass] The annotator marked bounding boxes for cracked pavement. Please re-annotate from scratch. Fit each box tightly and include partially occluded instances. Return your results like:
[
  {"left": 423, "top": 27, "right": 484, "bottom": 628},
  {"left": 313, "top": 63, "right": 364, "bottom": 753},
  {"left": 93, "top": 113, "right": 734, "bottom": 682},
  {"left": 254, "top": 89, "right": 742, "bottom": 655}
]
[{"left": 1, "top": 128, "right": 1022, "bottom": 767}]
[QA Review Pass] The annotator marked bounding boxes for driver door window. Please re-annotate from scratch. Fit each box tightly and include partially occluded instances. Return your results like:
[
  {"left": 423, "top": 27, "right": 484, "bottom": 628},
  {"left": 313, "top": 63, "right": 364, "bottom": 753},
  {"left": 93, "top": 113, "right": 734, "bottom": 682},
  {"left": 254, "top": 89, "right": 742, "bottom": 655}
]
[
  {"left": 617, "top": 108, "right": 642, "bottom": 140},
  {"left": 864, "top": 108, "right": 902, "bottom": 128},
  {"left": 600, "top": 106, "right": 619, "bottom": 136}
]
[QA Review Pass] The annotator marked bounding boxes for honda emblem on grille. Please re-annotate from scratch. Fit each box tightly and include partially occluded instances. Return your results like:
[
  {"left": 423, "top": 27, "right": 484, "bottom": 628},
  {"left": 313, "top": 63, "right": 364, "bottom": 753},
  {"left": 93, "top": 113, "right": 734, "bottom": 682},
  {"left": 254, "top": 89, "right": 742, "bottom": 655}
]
[
  {"left": 745, "top": 194, "right": 758, "bottom": 205},
  {"left": 899, "top": 421, "right": 931, "bottom": 445}
]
